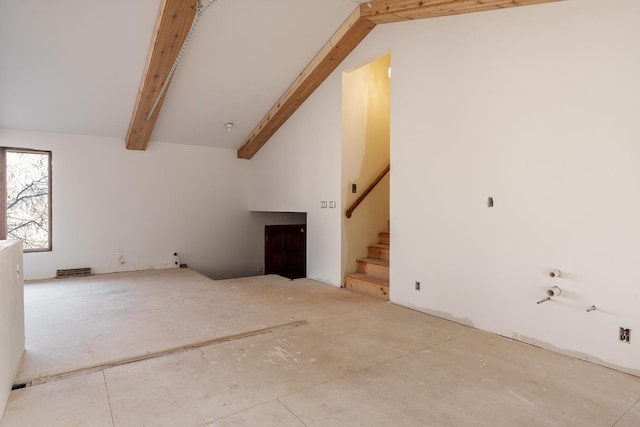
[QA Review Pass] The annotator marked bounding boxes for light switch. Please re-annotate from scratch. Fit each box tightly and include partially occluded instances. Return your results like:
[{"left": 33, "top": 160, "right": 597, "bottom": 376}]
[
  {"left": 321, "top": 201, "right": 327, "bottom": 208},
  {"left": 329, "top": 201, "right": 336, "bottom": 208}
]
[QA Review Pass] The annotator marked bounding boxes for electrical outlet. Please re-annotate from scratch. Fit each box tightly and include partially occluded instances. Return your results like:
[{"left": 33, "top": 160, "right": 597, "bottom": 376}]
[
  {"left": 415, "top": 281, "right": 420, "bottom": 291},
  {"left": 352, "top": 183, "right": 357, "bottom": 193},
  {"left": 620, "top": 327, "right": 631, "bottom": 343}
]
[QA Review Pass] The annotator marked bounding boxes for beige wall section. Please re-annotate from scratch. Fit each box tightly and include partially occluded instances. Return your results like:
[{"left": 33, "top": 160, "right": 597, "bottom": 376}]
[
  {"left": 0, "top": 240, "right": 24, "bottom": 420},
  {"left": 342, "top": 54, "right": 391, "bottom": 279}
]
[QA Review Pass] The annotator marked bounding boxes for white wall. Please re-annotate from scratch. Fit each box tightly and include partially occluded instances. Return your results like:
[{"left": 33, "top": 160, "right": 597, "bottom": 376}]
[
  {"left": 389, "top": 0, "right": 640, "bottom": 374},
  {"left": 0, "top": 129, "right": 261, "bottom": 280},
  {"left": 249, "top": 76, "right": 344, "bottom": 285},
  {"left": 0, "top": 240, "right": 24, "bottom": 420},
  {"left": 248, "top": 0, "right": 640, "bottom": 374}
]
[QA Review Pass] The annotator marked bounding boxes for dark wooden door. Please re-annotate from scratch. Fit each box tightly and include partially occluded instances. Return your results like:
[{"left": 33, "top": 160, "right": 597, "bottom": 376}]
[{"left": 265, "top": 224, "right": 306, "bottom": 279}]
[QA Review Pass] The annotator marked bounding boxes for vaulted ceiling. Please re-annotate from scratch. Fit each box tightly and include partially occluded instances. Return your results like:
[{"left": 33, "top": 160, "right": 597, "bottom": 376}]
[
  {"left": 0, "top": 0, "right": 560, "bottom": 158},
  {"left": 0, "top": 0, "right": 358, "bottom": 150}
]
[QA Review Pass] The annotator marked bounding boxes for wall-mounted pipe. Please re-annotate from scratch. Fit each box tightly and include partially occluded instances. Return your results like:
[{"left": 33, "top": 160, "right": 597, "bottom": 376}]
[
  {"left": 549, "top": 270, "right": 561, "bottom": 278},
  {"left": 546, "top": 286, "right": 561, "bottom": 297}
]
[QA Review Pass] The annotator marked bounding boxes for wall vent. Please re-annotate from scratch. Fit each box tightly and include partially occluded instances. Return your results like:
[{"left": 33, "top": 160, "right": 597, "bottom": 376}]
[{"left": 56, "top": 268, "right": 92, "bottom": 279}]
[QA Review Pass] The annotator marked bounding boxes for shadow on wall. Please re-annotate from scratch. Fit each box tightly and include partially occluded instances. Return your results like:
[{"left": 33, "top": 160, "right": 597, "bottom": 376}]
[{"left": 195, "top": 211, "right": 307, "bottom": 280}]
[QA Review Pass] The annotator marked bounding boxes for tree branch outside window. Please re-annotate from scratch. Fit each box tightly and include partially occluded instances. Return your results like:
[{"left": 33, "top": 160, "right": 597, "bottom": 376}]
[{"left": 1, "top": 148, "right": 52, "bottom": 252}]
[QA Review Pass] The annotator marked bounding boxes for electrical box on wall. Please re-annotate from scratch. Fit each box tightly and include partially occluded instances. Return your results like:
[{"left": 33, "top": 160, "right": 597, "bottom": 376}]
[{"left": 620, "top": 328, "right": 631, "bottom": 343}]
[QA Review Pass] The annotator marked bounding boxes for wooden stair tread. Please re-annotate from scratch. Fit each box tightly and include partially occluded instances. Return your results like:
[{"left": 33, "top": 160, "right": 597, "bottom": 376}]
[
  {"left": 357, "top": 257, "right": 389, "bottom": 267},
  {"left": 345, "top": 229, "right": 390, "bottom": 301},
  {"left": 344, "top": 273, "right": 389, "bottom": 300},
  {"left": 378, "top": 231, "right": 390, "bottom": 244},
  {"left": 369, "top": 243, "right": 389, "bottom": 249},
  {"left": 345, "top": 273, "right": 389, "bottom": 287}
]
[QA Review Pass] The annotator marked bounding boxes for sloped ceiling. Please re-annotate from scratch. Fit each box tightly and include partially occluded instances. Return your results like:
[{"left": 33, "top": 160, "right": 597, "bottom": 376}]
[
  {"left": 0, "top": 0, "right": 161, "bottom": 139},
  {"left": 0, "top": 0, "right": 359, "bottom": 149}
]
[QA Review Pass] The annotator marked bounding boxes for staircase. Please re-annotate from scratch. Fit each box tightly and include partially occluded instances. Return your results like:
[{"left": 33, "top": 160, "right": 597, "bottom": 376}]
[{"left": 344, "top": 231, "right": 389, "bottom": 300}]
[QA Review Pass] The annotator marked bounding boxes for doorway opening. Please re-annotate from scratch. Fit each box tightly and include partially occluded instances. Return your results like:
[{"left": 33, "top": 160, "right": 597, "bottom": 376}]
[{"left": 341, "top": 52, "right": 391, "bottom": 298}]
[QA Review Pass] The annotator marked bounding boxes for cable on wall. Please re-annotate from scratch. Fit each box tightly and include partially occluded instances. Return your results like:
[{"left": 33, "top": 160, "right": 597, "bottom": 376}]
[{"left": 145, "top": 0, "right": 218, "bottom": 124}]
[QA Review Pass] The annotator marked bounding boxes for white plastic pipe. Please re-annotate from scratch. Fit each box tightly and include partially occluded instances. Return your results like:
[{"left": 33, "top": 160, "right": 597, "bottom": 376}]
[{"left": 546, "top": 286, "right": 561, "bottom": 297}]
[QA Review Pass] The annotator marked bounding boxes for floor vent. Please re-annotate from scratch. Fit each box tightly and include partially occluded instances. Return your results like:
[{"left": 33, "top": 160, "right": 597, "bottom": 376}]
[{"left": 56, "top": 268, "right": 92, "bottom": 279}]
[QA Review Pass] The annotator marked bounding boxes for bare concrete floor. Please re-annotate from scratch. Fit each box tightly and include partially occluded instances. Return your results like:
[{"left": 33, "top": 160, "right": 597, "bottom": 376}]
[{"left": 2, "top": 269, "right": 640, "bottom": 426}]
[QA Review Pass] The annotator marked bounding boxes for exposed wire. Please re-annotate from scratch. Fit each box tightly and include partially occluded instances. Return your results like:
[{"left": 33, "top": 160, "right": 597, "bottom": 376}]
[{"left": 145, "top": 0, "right": 217, "bottom": 124}]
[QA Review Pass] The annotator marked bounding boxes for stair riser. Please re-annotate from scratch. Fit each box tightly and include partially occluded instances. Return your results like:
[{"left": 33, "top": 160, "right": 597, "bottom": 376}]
[
  {"left": 356, "top": 261, "right": 389, "bottom": 279},
  {"left": 345, "top": 276, "right": 389, "bottom": 300},
  {"left": 378, "top": 232, "right": 390, "bottom": 245},
  {"left": 368, "top": 246, "right": 389, "bottom": 260}
]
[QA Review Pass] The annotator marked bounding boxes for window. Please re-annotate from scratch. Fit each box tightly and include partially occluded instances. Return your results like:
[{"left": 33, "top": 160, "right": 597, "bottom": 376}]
[{"left": 1, "top": 148, "right": 52, "bottom": 252}]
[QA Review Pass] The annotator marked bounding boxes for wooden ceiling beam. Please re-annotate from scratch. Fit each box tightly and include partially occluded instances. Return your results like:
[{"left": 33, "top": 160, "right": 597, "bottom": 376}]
[
  {"left": 237, "top": 0, "right": 561, "bottom": 159},
  {"left": 125, "top": 0, "right": 197, "bottom": 151},
  {"left": 360, "top": 0, "right": 562, "bottom": 24},
  {"left": 237, "top": 9, "right": 376, "bottom": 159}
]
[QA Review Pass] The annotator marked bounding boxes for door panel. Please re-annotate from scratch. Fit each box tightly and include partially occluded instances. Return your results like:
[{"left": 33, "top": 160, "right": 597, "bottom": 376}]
[{"left": 265, "top": 224, "right": 306, "bottom": 279}]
